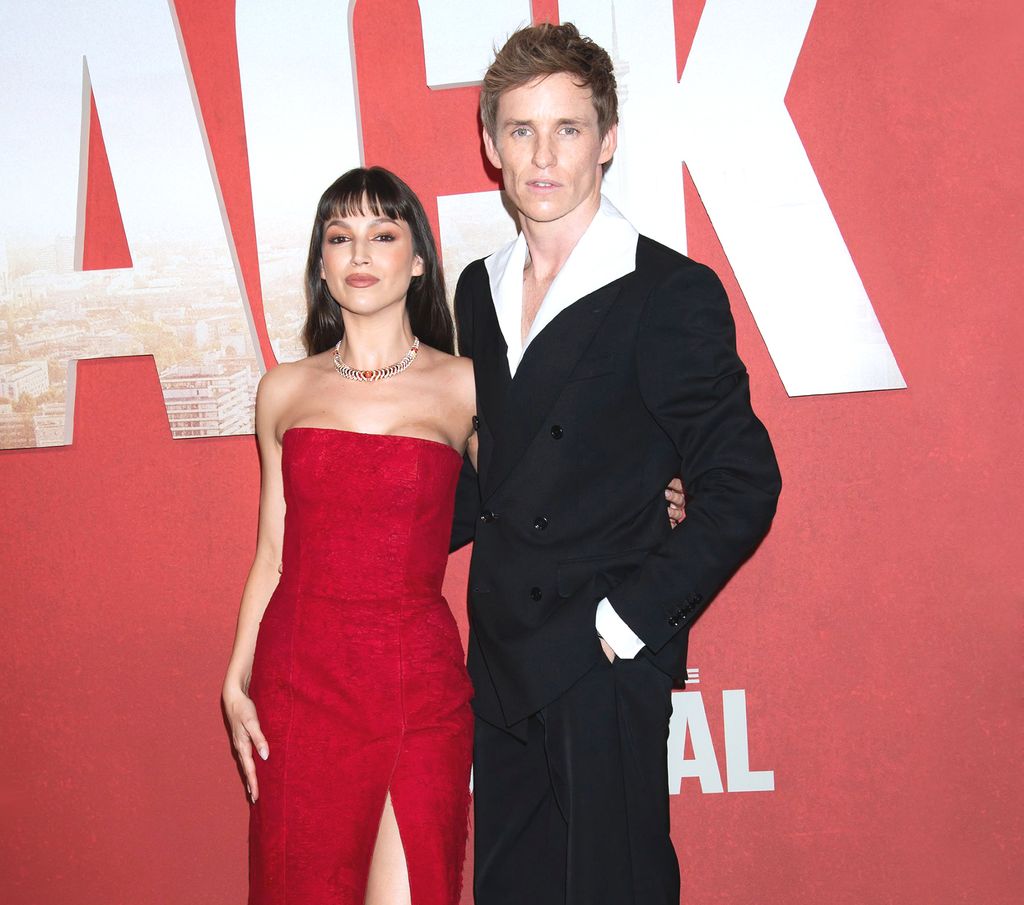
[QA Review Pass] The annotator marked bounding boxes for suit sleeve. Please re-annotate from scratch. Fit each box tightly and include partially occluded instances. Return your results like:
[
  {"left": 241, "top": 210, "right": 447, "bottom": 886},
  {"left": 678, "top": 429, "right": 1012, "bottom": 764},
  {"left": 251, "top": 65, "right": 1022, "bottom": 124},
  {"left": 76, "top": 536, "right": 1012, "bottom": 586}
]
[
  {"left": 450, "top": 265, "right": 481, "bottom": 553},
  {"left": 605, "top": 262, "right": 782, "bottom": 653}
]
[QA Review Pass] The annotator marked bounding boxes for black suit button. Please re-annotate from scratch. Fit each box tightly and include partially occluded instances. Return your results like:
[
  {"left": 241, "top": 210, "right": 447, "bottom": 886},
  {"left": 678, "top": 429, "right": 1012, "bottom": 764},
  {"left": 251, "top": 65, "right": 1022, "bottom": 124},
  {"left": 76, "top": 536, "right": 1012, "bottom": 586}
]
[
  {"left": 550, "top": 425, "right": 564, "bottom": 439},
  {"left": 533, "top": 516, "right": 549, "bottom": 530},
  {"left": 472, "top": 415, "right": 480, "bottom": 431},
  {"left": 480, "top": 510, "right": 496, "bottom": 523},
  {"left": 530, "top": 587, "right": 543, "bottom": 601}
]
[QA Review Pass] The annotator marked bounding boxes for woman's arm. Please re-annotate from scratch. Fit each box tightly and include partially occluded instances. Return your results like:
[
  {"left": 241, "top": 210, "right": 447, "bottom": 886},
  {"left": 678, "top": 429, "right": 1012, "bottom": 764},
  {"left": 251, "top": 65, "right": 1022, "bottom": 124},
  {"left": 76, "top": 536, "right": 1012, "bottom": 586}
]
[{"left": 221, "top": 368, "right": 290, "bottom": 802}]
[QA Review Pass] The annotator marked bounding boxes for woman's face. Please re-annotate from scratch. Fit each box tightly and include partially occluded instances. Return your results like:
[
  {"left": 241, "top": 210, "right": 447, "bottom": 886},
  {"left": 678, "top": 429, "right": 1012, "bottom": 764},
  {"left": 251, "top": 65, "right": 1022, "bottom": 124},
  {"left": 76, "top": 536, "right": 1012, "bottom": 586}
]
[{"left": 319, "top": 207, "right": 424, "bottom": 319}]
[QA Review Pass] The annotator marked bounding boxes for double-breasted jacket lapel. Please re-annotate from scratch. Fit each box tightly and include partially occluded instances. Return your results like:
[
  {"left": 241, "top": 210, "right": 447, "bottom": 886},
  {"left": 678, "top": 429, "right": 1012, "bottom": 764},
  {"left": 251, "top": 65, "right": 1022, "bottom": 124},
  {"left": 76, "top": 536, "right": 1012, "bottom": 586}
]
[
  {"left": 481, "top": 277, "right": 626, "bottom": 501},
  {"left": 471, "top": 282, "right": 513, "bottom": 487}
]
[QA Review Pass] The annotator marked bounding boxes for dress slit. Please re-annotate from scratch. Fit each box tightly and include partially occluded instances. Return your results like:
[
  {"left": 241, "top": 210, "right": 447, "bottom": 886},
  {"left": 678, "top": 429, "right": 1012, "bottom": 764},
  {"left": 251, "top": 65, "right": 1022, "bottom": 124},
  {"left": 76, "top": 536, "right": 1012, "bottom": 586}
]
[{"left": 363, "top": 788, "right": 412, "bottom": 905}]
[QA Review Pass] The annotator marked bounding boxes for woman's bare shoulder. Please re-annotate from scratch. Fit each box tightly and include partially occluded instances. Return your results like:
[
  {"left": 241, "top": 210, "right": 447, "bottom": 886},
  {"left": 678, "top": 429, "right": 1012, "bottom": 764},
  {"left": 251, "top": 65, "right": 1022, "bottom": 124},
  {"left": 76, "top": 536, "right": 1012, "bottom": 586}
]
[
  {"left": 255, "top": 356, "right": 325, "bottom": 425},
  {"left": 418, "top": 344, "right": 473, "bottom": 376},
  {"left": 420, "top": 345, "right": 473, "bottom": 394}
]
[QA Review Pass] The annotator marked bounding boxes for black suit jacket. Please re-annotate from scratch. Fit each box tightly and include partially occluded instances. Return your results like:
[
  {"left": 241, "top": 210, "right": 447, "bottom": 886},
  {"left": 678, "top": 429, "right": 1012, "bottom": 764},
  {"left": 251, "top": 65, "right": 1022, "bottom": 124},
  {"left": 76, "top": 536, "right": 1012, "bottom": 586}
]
[{"left": 451, "top": 235, "right": 781, "bottom": 734}]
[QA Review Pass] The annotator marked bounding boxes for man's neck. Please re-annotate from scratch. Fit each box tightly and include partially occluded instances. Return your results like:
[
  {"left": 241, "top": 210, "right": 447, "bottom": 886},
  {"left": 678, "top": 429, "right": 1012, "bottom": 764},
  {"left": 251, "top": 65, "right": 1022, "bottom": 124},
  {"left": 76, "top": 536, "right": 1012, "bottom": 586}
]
[{"left": 519, "top": 194, "right": 602, "bottom": 284}]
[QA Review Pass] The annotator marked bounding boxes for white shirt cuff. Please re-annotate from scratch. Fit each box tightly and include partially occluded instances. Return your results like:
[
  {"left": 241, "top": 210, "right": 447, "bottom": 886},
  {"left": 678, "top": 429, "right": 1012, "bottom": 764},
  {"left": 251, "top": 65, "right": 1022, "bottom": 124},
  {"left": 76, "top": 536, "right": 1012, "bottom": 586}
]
[{"left": 596, "top": 598, "right": 645, "bottom": 659}]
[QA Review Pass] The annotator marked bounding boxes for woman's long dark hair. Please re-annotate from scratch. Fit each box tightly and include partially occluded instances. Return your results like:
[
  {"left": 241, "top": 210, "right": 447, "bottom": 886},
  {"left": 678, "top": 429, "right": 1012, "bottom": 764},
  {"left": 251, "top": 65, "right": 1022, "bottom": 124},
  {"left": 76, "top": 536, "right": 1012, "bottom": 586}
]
[{"left": 303, "top": 167, "right": 454, "bottom": 355}]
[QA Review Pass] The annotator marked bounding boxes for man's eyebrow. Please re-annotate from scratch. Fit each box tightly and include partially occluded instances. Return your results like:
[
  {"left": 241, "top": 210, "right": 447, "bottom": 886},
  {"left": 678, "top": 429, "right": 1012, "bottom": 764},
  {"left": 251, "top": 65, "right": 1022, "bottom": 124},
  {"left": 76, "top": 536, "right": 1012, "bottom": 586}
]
[{"left": 501, "top": 117, "right": 587, "bottom": 128}]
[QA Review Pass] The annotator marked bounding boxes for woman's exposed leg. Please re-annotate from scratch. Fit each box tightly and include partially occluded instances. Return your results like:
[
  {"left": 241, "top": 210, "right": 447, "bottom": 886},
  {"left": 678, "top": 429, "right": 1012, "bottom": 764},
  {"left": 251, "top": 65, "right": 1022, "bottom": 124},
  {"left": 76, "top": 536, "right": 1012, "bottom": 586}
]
[{"left": 364, "top": 792, "right": 411, "bottom": 905}]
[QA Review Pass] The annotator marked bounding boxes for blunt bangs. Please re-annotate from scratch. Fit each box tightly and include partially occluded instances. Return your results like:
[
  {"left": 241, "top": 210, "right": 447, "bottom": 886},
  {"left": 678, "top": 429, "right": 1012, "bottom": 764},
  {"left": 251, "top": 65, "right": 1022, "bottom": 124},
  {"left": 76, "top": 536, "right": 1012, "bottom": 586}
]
[{"left": 318, "top": 169, "right": 416, "bottom": 239}]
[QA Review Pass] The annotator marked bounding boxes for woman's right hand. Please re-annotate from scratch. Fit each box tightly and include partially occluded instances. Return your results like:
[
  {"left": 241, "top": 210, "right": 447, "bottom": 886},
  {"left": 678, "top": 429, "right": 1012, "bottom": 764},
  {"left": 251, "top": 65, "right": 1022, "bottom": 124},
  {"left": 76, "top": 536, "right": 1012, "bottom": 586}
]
[{"left": 223, "top": 683, "right": 269, "bottom": 802}]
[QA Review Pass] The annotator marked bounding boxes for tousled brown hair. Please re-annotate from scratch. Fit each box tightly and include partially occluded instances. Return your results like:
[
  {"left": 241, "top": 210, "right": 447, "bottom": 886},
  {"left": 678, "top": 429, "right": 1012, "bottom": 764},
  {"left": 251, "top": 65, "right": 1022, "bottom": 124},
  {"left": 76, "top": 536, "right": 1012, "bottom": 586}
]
[{"left": 480, "top": 22, "right": 618, "bottom": 138}]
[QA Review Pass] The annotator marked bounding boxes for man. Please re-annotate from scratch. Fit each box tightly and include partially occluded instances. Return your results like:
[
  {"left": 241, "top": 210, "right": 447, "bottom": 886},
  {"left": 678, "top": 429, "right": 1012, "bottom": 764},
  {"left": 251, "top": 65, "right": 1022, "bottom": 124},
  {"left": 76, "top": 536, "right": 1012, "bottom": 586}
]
[{"left": 450, "top": 22, "right": 781, "bottom": 905}]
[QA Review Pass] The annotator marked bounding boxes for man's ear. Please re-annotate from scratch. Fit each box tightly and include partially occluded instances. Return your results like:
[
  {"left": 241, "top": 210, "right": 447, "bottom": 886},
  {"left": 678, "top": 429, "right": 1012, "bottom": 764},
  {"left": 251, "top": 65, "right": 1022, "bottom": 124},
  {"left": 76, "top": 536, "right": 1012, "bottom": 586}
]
[
  {"left": 599, "top": 123, "right": 618, "bottom": 166},
  {"left": 483, "top": 129, "right": 503, "bottom": 170}
]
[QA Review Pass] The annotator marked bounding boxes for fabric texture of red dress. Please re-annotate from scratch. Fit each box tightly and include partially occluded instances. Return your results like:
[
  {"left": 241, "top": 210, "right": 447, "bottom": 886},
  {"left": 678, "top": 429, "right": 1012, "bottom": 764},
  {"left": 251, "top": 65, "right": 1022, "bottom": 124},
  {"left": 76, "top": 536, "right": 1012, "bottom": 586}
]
[{"left": 248, "top": 427, "right": 473, "bottom": 904}]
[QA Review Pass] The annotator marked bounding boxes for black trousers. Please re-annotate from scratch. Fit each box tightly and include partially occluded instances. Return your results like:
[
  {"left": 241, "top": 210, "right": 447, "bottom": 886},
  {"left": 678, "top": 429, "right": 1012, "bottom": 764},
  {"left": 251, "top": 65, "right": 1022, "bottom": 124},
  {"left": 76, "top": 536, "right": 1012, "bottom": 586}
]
[{"left": 473, "top": 653, "right": 680, "bottom": 905}]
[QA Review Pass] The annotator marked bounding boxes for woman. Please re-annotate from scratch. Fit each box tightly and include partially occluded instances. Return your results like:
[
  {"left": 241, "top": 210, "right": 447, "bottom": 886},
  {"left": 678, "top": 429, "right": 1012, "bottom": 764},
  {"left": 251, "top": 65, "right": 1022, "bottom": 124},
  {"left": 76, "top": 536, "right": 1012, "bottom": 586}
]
[{"left": 222, "top": 167, "right": 476, "bottom": 905}]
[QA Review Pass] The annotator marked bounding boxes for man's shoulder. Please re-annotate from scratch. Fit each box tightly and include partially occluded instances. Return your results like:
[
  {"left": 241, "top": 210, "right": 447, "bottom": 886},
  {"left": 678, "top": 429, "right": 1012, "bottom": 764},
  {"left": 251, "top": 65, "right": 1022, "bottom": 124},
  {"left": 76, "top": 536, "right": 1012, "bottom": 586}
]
[
  {"left": 454, "top": 256, "right": 491, "bottom": 297},
  {"left": 633, "top": 235, "right": 728, "bottom": 305},
  {"left": 635, "top": 234, "right": 711, "bottom": 281}
]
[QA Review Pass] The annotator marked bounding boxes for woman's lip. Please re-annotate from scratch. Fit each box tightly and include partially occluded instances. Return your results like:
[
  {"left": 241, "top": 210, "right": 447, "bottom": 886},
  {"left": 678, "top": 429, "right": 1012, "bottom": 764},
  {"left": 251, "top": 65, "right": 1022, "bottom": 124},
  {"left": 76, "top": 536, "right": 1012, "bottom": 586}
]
[{"left": 345, "top": 274, "right": 380, "bottom": 287}]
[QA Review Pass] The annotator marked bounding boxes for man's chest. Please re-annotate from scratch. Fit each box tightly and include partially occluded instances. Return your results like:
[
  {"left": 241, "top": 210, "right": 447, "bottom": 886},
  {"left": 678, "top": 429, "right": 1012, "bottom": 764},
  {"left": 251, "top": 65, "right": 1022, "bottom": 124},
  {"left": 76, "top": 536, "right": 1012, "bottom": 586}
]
[{"left": 520, "top": 273, "right": 555, "bottom": 344}]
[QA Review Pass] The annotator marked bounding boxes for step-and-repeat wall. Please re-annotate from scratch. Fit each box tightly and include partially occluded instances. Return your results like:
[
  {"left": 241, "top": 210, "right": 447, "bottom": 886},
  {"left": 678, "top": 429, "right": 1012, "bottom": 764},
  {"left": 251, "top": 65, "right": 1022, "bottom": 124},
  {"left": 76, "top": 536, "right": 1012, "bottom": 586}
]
[{"left": 1, "top": 1, "right": 1019, "bottom": 903}]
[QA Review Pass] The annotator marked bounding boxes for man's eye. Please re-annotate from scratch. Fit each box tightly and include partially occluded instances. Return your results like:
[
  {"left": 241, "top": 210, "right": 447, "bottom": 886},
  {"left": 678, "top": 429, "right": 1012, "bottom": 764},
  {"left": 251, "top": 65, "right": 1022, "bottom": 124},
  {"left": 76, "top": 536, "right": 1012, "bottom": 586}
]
[{"left": 512, "top": 127, "right": 530, "bottom": 137}]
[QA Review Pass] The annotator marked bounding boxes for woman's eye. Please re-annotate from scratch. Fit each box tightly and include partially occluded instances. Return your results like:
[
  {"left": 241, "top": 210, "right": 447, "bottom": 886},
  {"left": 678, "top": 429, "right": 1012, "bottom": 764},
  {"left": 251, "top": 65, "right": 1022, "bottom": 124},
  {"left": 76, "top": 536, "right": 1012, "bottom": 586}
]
[
  {"left": 327, "top": 235, "right": 349, "bottom": 244},
  {"left": 374, "top": 233, "right": 396, "bottom": 242}
]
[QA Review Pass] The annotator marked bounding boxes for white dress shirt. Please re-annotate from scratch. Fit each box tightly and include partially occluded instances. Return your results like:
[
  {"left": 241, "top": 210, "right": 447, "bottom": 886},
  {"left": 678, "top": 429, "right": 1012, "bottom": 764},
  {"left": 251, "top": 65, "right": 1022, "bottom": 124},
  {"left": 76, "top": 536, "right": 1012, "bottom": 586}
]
[{"left": 483, "top": 195, "right": 646, "bottom": 659}]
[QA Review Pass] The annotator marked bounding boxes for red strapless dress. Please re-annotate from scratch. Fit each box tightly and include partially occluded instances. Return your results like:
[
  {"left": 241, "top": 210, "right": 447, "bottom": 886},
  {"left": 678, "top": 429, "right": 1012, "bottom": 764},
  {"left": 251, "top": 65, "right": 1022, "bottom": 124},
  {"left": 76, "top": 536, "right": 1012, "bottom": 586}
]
[{"left": 248, "top": 428, "right": 473, "bottom": 905}]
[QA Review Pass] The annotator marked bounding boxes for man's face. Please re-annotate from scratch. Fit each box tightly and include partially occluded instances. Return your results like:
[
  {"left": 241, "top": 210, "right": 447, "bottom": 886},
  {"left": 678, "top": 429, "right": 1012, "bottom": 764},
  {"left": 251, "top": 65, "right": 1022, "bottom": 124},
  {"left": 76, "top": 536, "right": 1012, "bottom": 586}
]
[{"left": 484, "top": 72, "right": 616, "bottom": 229}]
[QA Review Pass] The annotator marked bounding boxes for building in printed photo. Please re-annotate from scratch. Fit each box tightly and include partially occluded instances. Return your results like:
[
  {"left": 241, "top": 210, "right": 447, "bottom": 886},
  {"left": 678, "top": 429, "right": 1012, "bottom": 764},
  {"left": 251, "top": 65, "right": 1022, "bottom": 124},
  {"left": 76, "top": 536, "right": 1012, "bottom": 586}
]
[
  {"left": 0, "top": 360, "right": 49, "bottom": 401},
  {"left": 161, "top": 363, "right": 255, "bottom": 439},
  {"left": 33, "top": 402, "right": 66, "bottom": 447},
  {"left": 0, "top": 408, "right": 35, "bottom": 447},
  {"left": 0, "top": 235, "right": 263, "bottom": 449}
]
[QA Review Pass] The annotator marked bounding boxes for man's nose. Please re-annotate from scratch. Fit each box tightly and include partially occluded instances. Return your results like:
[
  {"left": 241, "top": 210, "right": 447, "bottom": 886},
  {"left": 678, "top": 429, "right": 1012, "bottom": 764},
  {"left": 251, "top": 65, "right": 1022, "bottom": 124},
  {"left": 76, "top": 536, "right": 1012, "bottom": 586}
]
[{"left": 532, "top": 134, "right": 555, "bottom": 168}]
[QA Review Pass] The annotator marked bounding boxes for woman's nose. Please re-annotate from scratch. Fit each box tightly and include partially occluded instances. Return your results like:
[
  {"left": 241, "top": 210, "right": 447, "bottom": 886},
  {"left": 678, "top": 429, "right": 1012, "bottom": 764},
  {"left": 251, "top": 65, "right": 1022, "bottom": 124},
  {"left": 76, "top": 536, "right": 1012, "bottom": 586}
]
[{"left": 350, "top": 238, "right": 370, "bottom": 265}]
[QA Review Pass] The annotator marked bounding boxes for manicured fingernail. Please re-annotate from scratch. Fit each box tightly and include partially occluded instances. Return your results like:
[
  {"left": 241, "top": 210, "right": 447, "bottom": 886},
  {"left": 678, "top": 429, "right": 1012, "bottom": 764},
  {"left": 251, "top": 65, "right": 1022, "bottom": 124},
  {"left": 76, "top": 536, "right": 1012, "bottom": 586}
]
[{"left": 259, "top": 747, "right": 269, "bottom": 760}]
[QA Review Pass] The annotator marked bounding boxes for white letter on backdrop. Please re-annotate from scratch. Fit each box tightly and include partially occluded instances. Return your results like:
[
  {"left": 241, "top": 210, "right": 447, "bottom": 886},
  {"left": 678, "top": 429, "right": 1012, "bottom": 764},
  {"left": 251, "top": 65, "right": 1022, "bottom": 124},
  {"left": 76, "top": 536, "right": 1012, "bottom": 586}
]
[
  {"left": 723, "top": 689, "right": 775, "bottom": 792},
  {"left": 236, "top": 0, "right": 363, "bottom": 363},
  {"left": 421, "top": 1, "right": 531, "bottom": 297},
  {"left": 667, "top": 691, "right": 725, "bottom": 795},
  {"left": 418, "top": 0, "right": 532, "bottom": 88}
]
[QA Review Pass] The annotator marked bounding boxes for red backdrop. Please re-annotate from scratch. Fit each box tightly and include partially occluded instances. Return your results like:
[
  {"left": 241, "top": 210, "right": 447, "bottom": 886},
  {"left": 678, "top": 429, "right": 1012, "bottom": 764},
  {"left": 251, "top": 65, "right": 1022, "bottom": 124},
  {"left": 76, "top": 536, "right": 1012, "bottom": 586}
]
[{"left": 1, "top": 1, "right": 1021, "bottom": 903}]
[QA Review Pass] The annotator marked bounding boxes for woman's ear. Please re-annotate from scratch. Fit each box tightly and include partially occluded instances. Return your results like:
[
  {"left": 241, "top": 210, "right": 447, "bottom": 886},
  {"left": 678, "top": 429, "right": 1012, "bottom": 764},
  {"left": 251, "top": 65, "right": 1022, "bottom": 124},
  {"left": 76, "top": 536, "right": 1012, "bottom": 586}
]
[{"left": 412, "top": 255, "right": 425, "bottom": 277}]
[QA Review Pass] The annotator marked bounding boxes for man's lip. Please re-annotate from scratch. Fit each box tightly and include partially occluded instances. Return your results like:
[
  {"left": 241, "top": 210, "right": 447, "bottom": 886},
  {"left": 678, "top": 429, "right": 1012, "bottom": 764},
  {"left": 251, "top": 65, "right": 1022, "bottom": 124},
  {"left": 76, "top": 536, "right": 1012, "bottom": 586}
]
[
  {"left": 345, "top": 274, "right": 380, "bottom": 287},
  {"left": 527, "top": 179, "right": 561, "bottom": 188}
]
